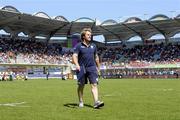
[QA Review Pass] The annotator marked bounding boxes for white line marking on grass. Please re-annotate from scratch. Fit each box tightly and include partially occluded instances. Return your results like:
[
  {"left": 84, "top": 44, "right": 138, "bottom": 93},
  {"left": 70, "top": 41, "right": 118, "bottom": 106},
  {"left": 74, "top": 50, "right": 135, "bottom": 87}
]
[
  {"left": 103, "top": 93, "right": 122, "bottom": 97},
  {"left": 0, "top": 102, "right": 30, "bottom": 107},
  {"left": 162, "top": 88, "right": 173, "bottom": 91}
]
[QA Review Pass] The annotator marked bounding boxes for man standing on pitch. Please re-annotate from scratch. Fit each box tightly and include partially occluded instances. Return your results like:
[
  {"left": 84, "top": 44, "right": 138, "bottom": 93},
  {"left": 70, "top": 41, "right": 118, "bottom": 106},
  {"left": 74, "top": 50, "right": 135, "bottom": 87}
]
[{"left": 72, "top": 28, "right": 104, "bottom": 109}]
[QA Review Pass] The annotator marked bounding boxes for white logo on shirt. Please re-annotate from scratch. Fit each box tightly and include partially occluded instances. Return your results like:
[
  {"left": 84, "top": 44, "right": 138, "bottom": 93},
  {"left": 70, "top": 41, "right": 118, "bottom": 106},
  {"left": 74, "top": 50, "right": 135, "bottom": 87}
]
[{"left": 81, "top": 46, "right": 85, "bottom": 48}]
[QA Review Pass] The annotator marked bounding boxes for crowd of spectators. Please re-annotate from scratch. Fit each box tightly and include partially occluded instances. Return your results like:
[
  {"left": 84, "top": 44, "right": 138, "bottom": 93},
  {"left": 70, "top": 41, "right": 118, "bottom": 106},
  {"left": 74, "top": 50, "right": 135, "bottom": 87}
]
[
  {"left": 0, "top": 37, "right": 72, "bottom": 64},
  {"left": 1, "top": 37, "right": 180, "bottom": 79},
  {"left": 1, "top": 37, "right": 180, "bottom": 67},
  {"left": 100, "top": 43, "right": 180, "bottom": 66}
]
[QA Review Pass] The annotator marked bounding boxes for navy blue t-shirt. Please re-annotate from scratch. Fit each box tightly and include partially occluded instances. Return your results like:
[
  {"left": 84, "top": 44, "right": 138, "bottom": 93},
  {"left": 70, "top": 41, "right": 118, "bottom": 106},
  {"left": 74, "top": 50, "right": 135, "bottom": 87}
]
[{"left": 73, "top": 42, "right": 97, "bottom": 68}]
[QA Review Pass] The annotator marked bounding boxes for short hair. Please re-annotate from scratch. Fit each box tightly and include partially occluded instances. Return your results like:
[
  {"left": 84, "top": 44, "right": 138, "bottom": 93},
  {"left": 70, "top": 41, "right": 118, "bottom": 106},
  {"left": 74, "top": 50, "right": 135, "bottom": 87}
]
[{"left": 81, "top": 28, "right": 92, "bottom": 40}]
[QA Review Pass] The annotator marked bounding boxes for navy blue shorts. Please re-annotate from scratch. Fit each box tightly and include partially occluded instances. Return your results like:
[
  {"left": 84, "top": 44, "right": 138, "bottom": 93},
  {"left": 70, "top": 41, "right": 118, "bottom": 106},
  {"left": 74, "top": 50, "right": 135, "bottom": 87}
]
[{"left": 76, "top": 66, "right": 98, "bottom": 85}]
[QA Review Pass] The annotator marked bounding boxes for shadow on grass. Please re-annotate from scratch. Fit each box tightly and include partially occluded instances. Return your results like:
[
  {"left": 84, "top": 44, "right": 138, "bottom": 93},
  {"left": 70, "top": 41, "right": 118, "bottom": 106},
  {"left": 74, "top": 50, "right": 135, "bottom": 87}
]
[{"left": 63, "top": 103, "right": 93, "bottom": 108}]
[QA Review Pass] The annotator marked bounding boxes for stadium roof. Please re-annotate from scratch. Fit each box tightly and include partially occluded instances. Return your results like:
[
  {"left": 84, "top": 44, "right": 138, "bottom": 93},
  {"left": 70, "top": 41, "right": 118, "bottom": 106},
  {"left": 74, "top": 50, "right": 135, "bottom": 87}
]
[{"left": 0, "top": 5, "right": 180, "bottom": 43}]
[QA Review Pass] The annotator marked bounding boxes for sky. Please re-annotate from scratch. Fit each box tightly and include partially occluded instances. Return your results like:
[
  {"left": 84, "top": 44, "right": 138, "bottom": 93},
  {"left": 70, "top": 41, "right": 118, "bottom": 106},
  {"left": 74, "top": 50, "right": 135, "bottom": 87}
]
[
  {"left": 0, "top": 0, "right": 180, "bottom": 42},
  {"left": 1, "top": 0, "right": 180, "bottom": 22}
]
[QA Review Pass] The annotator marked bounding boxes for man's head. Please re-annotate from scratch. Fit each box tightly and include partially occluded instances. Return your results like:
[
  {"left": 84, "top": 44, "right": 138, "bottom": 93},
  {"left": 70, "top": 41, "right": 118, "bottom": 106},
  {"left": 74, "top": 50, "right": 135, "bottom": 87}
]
[{"left": 81, "top": 28, "right": 92, "bottom": 42}]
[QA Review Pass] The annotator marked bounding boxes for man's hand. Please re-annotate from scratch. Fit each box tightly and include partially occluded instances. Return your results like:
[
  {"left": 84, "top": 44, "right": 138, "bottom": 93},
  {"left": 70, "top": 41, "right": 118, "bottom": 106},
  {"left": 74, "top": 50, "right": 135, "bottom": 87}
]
[
  {"left": 96, "top": 67, "right": 101, "bottom": 76},
  {"left": 76, "top": 65, "right": 80, "bottom": 71}
]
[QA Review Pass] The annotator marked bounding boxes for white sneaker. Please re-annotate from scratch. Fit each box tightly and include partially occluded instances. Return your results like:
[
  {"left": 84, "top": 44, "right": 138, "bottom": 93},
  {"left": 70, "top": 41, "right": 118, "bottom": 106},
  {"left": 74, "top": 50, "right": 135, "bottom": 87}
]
[
  {"left": 94, "top": 101, "right": 104, "bottom": 109},
  {"left": 79, "top": 102, "right": 84, "bottom": 108}
]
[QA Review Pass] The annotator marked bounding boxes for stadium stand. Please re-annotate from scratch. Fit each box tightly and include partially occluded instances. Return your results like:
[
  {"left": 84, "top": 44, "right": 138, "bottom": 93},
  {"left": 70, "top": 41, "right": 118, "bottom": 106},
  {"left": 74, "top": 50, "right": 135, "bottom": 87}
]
[
  {"left": 0, "top": 5, "right": 180, "bottom": 80},
  {"left": 100, "top": 43, "right": 180, "bottom": 64},
  {"left": 0, "top": 37, "right": 71, "bottom": 64}
]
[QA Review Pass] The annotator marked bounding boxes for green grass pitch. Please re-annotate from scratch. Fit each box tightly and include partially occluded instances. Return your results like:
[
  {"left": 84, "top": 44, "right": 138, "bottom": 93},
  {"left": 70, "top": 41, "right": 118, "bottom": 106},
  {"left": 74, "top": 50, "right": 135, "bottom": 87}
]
[{"left": 0, "top": 78, "right": 180, "bottom": 120}]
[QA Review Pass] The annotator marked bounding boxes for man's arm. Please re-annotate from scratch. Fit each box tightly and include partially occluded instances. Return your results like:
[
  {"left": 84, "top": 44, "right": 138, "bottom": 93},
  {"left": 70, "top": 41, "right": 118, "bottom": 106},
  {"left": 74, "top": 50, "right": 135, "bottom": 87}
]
[
  {"left": 72, "top": 53, "right": 80, "bottom": 71},
  {"left": 95, "top": 54, "right": 100, "bottom": 70}
]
